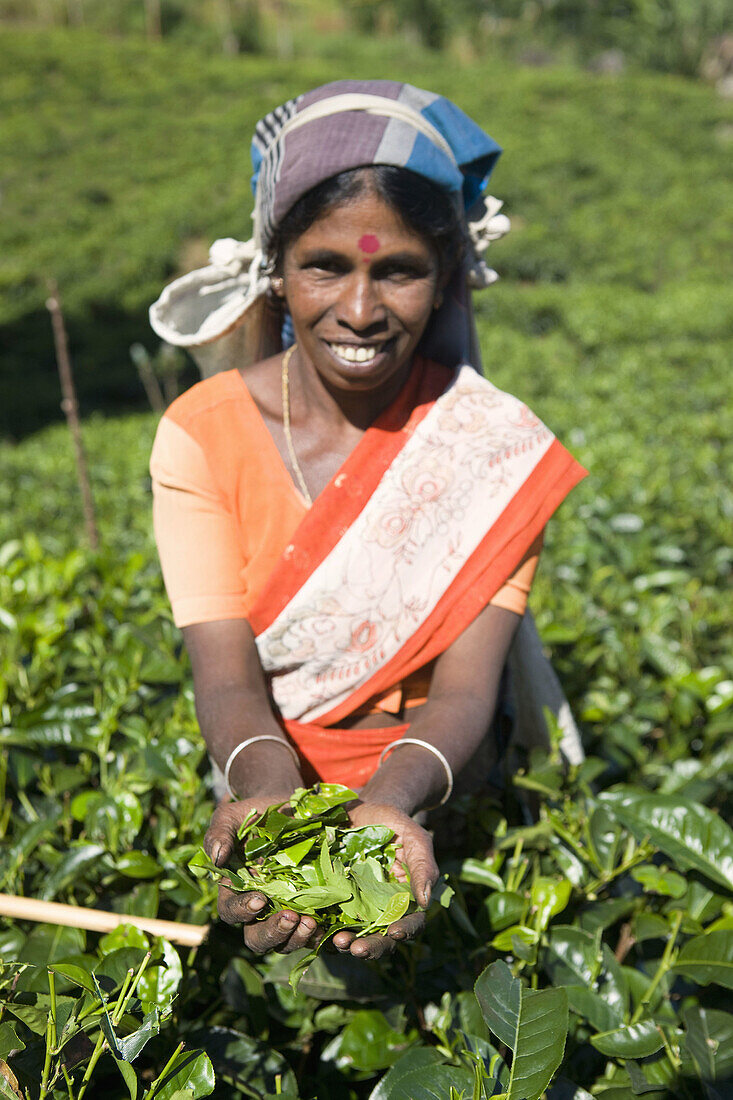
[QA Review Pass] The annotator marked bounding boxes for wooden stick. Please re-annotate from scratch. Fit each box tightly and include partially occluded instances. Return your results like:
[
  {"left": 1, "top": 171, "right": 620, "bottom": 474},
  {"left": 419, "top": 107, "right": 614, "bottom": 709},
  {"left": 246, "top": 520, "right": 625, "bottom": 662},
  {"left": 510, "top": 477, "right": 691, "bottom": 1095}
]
[
  {"left": 130, "top": 343, "right": 166, "bottom": 413},
  {"left": 45, "top": 281, "right": 100, "bottom": 551},
  {"left": 0, "top": 894, "right": 209, "bottom": 948}
]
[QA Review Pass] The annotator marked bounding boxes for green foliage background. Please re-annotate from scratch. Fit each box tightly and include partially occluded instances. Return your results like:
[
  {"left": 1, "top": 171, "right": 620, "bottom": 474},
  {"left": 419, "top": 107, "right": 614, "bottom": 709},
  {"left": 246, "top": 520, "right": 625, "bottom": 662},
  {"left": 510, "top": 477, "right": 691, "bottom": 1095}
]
[
  {"left": 2, "top": 0, "right": 731, "bottom": 71},
  {"left": 1, "top": 13, "right": 732, "bottom": 1100},
  {"left": 1, "top": 22, "right": 732, "bottom": 435}
]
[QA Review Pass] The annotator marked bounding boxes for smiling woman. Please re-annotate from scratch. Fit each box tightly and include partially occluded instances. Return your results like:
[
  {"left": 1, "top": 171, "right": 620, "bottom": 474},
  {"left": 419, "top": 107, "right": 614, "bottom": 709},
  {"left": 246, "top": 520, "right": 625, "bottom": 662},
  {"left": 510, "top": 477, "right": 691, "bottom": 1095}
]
[
  {"left": 276, "top": 182, "right": 441, "bottom": 416},
  {"left": 147, "top": 80, "right": 587, "bottom": 962}
]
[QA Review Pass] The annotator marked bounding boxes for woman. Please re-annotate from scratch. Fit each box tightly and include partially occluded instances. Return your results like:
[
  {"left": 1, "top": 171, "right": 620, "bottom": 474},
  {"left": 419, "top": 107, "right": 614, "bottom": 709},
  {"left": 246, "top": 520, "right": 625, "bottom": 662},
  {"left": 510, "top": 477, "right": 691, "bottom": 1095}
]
[{"left": 149, "top": 80, "right": 586, "bottom": 961}]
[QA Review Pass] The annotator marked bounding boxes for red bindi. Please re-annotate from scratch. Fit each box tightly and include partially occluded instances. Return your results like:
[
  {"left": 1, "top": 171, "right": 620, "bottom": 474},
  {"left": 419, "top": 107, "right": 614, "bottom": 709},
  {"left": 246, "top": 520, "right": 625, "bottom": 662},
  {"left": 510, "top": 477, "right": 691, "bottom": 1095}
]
[{"left": 358, "top": 234, "right": 380, "bottom": 254}]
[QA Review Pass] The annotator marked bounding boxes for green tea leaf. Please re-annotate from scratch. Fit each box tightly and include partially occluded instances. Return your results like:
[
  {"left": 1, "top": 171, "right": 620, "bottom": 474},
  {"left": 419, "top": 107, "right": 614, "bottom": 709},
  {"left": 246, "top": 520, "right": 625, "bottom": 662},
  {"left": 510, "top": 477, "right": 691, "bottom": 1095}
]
[
  {"left": 490, "top": 924, "right": 539, "bottom": 951},
  {"left": 625, "top": 1061, "right": 671, "bottom": 1095},
  {"left": 18, "top": 924, "right": 85, "bottom": 967},
  {"left": 543, "top": 926, "right": 600, "bottom": 987},
  {"left": 271, "top": 836, "right": 316, "bottom": 867},
  {"left": 673, "top": 931, "right": 733, "bottom": 989},
  {"left": 38, "top": 844, "right": 106, "bottom": 901},
  {"left": 565, "top": 986, "right": 623, "bottom": 1032},
  {"left": 630, "top": 864, "right": 686, "bottom": 898},
  {"left": 588, "top": 807, "right": 622, "bottom": 872},
  {"left": 322, "top": 1009, "right": 417, "bottom": 1072},
  {"left": 101, "top": 1004, "right": 161, "bottom": 1063},
  {"left": 475, "top": 960, "right": 520, "bottom": 1049},
  {"left": 113, "top": 1056, "right": 138, "bottom": 1100},
  {"left": 340, "top": 826, "right": 395, "bottom": 862},
  {"left": 95, "top": 947, "right": 148, "bottom": 991},
  {"left": 116, "top": 851, "right": 161, "bottom": 879},
  {"left": 486, "top": 891, "right": 527, "bottom": 931},
  {"left": 290, "top": 783, "right": 356, "bottom": 818},
  {"left": 361, "top": 888, "right": 411, "bottom": 933},
  {"left": 599, "top": 789, "right": 733, "bottom": 892},
  {"left": 287, "top": 948, "right": 318, "bottom": 993},
  {"left": 632, "top": 913, "right": 670, "bottom": 943},
  {"left": 154, "top": 1048, "right": 215, "bottom": 1099},
  {"left": 458, "top": 859, "right": 504, "bottom": 891},
  {"left": 137, "top": 940, "right": 182, "bottom": 1010},
  {"left": 475, "top": 960, "right": 568, "bottom": 1100},
  {"left": 531, "top": 876, "right": 572, "bottom": 931},
  {"left": 49, "top": 961, "right": 97, "bottom": 993},
  {"left": 290, "top": 883, "right": 353, "bottom": 910},
  {"left": 0, "top": 1023, "right": 24, "bottom": 1061},
  {"left": 368, "top": 1047, "right": 473, "bottom": 1099},
  {"left": 99, "top": 925, "right": 150, "bottom": 955},
  {"left": 590, "top": 1021, "right": 664, "bottom": 1058},
  {"left": 683, "top": 1007, "right": 733, "bottom": 1081},
  {"left": 598, "top": 945, "right": 630, "bottom": 1023}
]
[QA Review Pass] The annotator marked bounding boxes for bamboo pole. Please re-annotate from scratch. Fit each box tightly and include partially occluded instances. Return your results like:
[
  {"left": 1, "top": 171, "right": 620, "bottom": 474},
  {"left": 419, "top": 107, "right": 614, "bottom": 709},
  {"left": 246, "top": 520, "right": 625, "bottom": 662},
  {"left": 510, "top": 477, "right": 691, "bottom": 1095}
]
[
  {"left": 45, "top": 281, "right": 100, "bottom": 552},
  {"left": 0, "top": 894, "right": 209, "bottom": 948}
]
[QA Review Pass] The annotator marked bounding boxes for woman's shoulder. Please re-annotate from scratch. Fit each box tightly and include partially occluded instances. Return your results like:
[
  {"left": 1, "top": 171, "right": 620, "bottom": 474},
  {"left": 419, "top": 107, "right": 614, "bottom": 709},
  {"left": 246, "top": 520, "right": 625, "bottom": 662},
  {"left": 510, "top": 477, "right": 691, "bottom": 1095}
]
[
  {"left": 152, "top": 365, "right": 280, "bottom": 486},
  {"left": 162, "top": 369, "right": 253, "bottom": 432}
]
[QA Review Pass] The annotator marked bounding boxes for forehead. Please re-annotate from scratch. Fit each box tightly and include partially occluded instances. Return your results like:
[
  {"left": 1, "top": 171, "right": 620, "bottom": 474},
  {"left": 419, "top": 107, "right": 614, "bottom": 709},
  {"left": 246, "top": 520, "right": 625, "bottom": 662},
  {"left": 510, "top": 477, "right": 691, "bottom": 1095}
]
[{"left": 291, "top": 189, "right": 431, "bottom": 253}]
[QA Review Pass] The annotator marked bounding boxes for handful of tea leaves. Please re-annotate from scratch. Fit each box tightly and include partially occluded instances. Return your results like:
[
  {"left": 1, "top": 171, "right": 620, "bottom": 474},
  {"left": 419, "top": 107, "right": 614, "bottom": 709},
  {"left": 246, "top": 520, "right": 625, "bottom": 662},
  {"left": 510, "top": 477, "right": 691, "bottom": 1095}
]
[{"left": 190, "top": 784, "right": 443, "bottom": 985}]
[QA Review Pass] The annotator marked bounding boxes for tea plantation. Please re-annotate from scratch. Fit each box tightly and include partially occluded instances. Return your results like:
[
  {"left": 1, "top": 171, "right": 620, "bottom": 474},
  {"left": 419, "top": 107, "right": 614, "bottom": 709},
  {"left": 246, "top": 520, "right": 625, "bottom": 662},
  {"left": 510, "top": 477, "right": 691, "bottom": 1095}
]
[{"left": 1, "top": 23, "right": 732, "bottom": 1100}]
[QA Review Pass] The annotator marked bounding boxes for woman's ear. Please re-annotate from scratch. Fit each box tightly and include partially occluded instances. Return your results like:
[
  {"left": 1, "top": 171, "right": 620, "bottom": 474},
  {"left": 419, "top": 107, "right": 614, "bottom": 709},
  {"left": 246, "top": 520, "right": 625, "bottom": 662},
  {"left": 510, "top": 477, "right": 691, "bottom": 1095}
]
[
  {"left": 433, "top": 263, "right": 454, "bottom": 310},
  {"left": 271, "top": 276, "right": 285, "bottom": 298}
]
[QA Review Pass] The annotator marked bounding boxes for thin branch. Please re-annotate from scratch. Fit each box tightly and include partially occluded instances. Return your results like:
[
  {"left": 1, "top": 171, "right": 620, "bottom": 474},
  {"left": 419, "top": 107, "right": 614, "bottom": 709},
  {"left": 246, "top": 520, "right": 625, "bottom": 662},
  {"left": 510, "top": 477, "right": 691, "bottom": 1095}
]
[
  {"left": 45, "top": 281, "right": 99, "bottom": 551},
  {"left": 614, "top": 920, "right": 636, "bottom": 963}
]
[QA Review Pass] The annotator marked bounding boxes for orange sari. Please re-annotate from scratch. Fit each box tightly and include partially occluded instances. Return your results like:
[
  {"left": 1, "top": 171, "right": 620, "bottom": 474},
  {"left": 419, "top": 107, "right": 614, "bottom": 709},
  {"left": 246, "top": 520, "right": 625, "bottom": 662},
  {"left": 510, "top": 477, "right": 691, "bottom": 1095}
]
[{"left": 246, "top": 359, "right": 585, "bottom": 785}]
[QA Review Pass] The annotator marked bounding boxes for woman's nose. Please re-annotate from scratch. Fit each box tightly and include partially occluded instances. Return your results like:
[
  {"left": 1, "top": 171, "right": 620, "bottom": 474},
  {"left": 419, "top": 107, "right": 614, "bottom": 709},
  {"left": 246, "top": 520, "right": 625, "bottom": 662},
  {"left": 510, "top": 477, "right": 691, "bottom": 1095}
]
[{"left": 336, "top": 273, "right": 386, "bottom": 333}]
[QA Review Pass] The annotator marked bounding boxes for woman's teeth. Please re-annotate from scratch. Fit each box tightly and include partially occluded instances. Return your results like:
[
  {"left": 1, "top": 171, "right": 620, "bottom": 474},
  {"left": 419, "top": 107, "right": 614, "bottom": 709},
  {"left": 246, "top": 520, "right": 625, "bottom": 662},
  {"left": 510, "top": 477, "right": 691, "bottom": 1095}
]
[{"left": 329, "top": 343, "right": 380, "bottom": 364}]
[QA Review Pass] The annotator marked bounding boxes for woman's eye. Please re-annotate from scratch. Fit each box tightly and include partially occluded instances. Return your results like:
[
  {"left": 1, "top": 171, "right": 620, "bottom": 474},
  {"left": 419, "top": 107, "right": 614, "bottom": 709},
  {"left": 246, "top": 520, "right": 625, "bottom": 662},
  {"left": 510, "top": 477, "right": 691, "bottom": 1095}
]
[
  {"left": 304, "top": 259, "right": 347, "bottom": 275},
  {"left": 378, "top": 264, "right": 426, "bottom": 281}
]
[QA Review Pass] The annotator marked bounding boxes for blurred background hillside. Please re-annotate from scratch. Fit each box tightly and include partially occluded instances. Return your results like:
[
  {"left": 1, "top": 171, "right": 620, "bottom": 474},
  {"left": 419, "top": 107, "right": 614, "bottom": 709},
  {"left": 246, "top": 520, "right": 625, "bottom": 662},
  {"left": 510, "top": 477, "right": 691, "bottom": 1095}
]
[{"left": 1, "top": 0, "right": 732, "bottom": 437}]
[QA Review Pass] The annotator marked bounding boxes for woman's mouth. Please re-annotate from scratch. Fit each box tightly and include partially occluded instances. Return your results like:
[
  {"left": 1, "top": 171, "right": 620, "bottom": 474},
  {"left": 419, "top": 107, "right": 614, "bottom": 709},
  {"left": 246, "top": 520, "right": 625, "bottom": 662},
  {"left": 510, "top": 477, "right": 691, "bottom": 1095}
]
[{"left": 325, "top": 338, "right": 396, "bottom": 368}]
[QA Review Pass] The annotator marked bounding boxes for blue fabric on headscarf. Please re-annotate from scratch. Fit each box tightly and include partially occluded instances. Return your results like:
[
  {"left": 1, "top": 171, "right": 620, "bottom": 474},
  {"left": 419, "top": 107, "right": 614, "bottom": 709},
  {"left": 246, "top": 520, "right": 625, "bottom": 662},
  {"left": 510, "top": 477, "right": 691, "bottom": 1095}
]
[{"left": 406, "top": 93, "right": 502, "bottom": 210}]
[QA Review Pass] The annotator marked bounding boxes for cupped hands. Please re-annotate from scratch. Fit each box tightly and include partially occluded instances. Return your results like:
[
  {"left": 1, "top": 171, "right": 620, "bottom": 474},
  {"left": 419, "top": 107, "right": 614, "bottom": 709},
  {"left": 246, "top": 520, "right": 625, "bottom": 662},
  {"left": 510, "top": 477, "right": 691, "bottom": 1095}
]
[
  {"left": 204, "top": 795, "right": 439, "bottom": 960},
  {"left": 204, "top": 793, "right": 320, "bottom": 955}
]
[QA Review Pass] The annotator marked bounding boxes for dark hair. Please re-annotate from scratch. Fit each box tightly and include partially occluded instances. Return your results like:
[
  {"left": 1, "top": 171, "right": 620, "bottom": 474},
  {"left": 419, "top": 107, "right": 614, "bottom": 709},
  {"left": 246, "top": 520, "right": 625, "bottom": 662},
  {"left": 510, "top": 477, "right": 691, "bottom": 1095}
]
[{"left": 270, "top": 165, "right": 466, "bottom": 280}]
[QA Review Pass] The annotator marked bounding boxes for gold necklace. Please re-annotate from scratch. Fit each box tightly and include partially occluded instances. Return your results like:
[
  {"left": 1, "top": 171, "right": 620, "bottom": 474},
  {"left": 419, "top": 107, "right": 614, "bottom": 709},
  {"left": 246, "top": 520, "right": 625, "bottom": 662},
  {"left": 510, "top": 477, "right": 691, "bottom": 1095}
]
[{"left": 281, "top": 344, "right": 313, "bottom": 507}]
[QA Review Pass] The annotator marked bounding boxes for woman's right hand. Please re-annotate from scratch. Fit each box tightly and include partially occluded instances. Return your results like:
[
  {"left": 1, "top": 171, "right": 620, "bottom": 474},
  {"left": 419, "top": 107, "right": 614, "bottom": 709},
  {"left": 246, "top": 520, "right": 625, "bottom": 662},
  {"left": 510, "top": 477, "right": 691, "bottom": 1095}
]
[{"left": 204, "top": 796, "right": 321, "bottom": 955}]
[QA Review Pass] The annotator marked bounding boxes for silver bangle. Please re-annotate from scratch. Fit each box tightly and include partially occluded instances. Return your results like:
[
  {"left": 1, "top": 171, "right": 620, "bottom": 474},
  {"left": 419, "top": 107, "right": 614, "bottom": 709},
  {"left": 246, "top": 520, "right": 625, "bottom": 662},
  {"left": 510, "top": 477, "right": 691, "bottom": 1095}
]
[
  {"left": 223, "top": 735, "right": 300, "bottom": 799},
  {"left": 378, "top": 737, "right": 454, "bottom": 807}
]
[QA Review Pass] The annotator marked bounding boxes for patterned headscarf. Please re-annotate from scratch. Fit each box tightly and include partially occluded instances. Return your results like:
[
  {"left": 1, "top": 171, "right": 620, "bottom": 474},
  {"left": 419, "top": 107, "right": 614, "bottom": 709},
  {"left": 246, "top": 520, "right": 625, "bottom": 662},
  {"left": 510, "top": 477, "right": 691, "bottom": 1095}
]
[
  {"left": 150, "top": 80, "right": 510, "bottom": 367},
  {"left": 250, "top": 79, "right": 501, "bottom": 251}
]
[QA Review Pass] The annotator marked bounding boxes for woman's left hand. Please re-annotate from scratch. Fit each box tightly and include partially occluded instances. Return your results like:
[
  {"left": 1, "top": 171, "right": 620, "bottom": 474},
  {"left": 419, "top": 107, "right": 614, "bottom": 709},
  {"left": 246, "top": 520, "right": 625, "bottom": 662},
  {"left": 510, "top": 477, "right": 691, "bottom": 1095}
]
[{"left": 331, "top": 801, "right": 439, "bottom": 960}]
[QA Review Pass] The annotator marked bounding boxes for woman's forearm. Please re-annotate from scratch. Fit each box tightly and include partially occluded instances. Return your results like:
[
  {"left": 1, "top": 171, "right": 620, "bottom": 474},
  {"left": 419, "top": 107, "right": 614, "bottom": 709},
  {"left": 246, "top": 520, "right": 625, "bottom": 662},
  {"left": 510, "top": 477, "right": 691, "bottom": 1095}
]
[
  {"left": 183, "top": 620, "right": 305, "bottom": 801},
  {"left": 195, "top": 682, "right": 302, "bottom": 800},
  {"left": 358, "top": 690, "right": 498, "bottom": 814},
  {"left": 359, "top": 604, "right": 521, "bottom": 815}
]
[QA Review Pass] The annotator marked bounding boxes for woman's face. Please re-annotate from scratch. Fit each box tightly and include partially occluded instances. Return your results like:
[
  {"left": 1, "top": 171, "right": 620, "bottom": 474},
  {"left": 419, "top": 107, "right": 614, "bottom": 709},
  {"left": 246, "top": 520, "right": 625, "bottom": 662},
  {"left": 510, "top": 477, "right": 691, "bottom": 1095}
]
[{"left": 280, "top": 188, "right": 441, "bottom": 393}]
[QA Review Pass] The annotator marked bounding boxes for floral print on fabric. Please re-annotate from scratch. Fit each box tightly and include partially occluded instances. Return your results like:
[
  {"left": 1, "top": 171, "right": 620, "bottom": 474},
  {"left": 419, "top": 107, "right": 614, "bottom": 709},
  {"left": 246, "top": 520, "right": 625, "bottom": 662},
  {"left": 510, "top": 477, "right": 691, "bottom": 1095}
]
[{"left": 256, "top": 367, "right": 553, "bottom": 722}]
